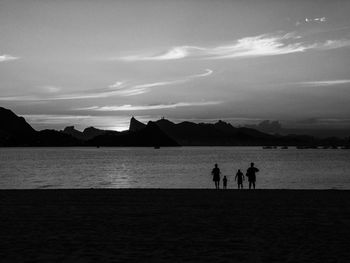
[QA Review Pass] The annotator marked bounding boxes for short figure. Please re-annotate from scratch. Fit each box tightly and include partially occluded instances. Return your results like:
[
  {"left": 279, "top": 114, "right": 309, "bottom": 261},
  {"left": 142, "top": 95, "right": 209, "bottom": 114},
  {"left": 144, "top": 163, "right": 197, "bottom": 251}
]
[
  {"left": 246, "top": 162, "right": 259, "bottom": 189},
  {"left": 223, "top": 176, "right": 228, "bottom": 189},
  {"left": 211, "top": 163, "right": 221, "bottom": 189},
  {"left": 235, "top": 169, "right": 244, "bottom": 189}
]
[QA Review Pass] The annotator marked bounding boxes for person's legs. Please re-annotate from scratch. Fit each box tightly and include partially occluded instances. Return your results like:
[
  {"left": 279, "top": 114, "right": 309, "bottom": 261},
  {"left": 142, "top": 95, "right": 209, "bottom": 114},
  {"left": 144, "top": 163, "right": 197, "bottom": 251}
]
[
  {"left": 253, "top": 182, "right": 255, "bottom": 189},
  {"left": 249, "top": 181, "right": 252, "bottom": 189}
]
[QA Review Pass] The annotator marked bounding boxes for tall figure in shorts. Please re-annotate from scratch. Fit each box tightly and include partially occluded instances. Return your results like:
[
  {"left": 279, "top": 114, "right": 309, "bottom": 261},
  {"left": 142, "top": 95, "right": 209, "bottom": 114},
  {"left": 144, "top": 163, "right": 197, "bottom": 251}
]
[
  {"left": 211, "top": 163, "right": 221, "bottom": 189},
  {"left": 246, "top": 163, "right": 259, "bottom": 189}
]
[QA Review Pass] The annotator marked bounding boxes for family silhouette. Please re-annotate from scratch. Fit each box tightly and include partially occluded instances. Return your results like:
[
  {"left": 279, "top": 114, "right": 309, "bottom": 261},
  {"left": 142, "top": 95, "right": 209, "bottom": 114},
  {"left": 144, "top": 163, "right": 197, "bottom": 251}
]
[{"left": 211, "top": 163, "right": 259, "bottom": 189}]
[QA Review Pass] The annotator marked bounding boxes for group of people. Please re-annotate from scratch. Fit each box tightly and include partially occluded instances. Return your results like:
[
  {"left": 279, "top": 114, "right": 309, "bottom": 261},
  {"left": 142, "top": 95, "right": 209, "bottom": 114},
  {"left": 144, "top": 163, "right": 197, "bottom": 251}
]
[{"left": 211, "top": 163, "right": 259, "bottom": 190}]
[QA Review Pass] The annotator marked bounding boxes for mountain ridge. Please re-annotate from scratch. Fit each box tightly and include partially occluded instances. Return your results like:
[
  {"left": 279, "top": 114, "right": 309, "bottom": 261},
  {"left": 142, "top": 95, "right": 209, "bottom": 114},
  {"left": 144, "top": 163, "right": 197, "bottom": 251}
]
[{"left": 0, "top": 106, "right": 348, "bottom": 147}]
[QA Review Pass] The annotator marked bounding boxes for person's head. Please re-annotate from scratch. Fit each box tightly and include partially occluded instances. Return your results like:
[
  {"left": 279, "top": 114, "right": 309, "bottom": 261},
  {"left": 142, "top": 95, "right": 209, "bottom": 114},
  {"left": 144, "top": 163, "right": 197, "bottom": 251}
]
[
  {"left": 224, "top": 175, "right": 227, "bottom": 178},
  {"left": 215, "top": 163, "right": 218, "bottom": 168},
  {"left": 251, "top": 162, "right": 254, "bottom": 167},
  {"left": 238, "top": 169, "right": 241, "bottom": 172}
]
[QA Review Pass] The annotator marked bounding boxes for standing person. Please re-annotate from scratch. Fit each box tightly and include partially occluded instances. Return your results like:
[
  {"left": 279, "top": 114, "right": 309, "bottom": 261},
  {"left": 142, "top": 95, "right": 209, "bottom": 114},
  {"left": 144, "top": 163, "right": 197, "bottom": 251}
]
[
  {"left": 211, "top": 164, "right": 221, "bottom": 189},
  {"left": 235, "top": 169, "right": 244, "bottom": 189},
  {"left": 246, "top": 162, "right": 259, "bottom": 189},
  {"left": 223, "top": 176, "right": 228, "bottom": 189}
]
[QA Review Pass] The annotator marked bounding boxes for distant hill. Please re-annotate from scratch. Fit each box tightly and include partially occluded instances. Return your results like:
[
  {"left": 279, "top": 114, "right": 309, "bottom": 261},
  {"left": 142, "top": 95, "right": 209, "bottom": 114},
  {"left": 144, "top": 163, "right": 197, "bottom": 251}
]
[
  {"left": 89, "top": 121, "right": 179, "bottom": 147},
  {"left": 35, "top": 129, "right": 82, "bottom": 147},
  {"left": 132, "top": 117, "right": 348, "bottom": 146},
  {"left": 153, "top": 118, "right": 275, "bottom": 146},
  {"left": 0, "top": 107, "right": 36, "bottom": 146},
  {"left": 246, "top": 120, "right": 350, "bottom": 139},
  {"left": 0, "top": 106, "right": 348, "bottom": 147},
  {"left": 63, "top": 126, "right": 107, "bottom": 141},
  {"left": 0, "top": 107, "right": 80, "bottom": 146},
  {"left": 129, "top": 116, "right": 146, "bottom": 132}
]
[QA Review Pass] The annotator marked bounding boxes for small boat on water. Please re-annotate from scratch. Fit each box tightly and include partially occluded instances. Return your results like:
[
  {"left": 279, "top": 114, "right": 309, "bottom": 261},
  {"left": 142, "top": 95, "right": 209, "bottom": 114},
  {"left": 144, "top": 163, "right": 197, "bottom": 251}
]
[
  {"left": 297, "top": 145, "right": 318, "bottom": 149},
  {"left": 262, "top": 146, "right": 273, "bottom": 149}
]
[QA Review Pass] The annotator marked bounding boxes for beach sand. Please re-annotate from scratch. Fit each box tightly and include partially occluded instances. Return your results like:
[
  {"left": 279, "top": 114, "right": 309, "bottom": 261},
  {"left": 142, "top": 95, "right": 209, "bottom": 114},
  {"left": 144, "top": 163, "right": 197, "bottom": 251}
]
[{"left": 1, "top": 189, "right": 350, "bottom": 262}]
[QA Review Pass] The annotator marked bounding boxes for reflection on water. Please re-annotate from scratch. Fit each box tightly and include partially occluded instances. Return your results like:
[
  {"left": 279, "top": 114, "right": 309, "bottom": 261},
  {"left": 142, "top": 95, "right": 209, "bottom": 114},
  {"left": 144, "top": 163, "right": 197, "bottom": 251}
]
[{"left": 1, "top": 147, "right": 350, "bottom": 189}]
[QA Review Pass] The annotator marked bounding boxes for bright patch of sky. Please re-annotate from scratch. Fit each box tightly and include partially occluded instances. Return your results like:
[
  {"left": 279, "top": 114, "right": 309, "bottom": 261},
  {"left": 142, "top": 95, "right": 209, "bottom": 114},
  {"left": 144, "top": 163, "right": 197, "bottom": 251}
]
[{"left": 1, "top": 0, "right": 350, "bottom": 130}]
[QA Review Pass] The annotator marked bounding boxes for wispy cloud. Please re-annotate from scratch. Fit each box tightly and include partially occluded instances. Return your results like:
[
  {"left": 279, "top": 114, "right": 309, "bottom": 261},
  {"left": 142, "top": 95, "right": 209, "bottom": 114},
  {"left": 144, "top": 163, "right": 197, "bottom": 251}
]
[
  {"left": 75, "top": 101, "right": 222, "bottom": 112},
  {"left": 108, "top": 81, "right": 125, "bottom": 89},
  {"left": 119, "top": 34, "right": 305, "bottom": 61},
  {"left": 118, "top": 31, "right": 350, "bottom": 61},
  {"left": 296, "top": 79, "right": 350, "bottom": 87},
  {"left": 0, "top": 69, "right": 213, "bottom": 101},
  {"left": 316, "top": 39, "right": 350, "bottom": 50},
  {"left": 105, "top": 68, "right": 213, "bottom": 97},
  {"left": 0, "top": 54, "right": 19, "bottom": 62}
]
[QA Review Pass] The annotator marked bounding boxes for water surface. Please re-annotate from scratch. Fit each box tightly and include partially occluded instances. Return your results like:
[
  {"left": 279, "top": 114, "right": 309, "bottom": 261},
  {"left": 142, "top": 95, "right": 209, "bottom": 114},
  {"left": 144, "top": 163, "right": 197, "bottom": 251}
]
[{"left": 1, "top": 147, "right": 349, "bottom": 189}]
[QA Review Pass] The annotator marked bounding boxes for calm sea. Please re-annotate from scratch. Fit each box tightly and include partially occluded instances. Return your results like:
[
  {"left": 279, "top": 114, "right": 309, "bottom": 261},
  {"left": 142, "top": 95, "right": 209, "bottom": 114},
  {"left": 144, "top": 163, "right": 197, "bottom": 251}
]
[{"left": 0, "top": 147, "right": 349, "bottom": 189}]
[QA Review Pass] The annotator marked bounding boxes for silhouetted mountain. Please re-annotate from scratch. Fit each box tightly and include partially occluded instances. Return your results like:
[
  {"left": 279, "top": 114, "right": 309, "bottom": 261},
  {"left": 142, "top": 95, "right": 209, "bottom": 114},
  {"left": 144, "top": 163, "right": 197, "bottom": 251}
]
[
  {"left": 246, "top": 120, "right": 350, "bottom": 138},
  {"left": 63, "top": 126, "right": 107, "bottom": 140},
  {"left": 0, "top": 107, "right": 36, "bottom": 146},
  {"left": 129, "top": 116, "right": 146, "bottom": 132},
  {"left": 83, "top": 127, "right": 107, "bottom": 140},
  {"left": 63, "top": 126, "right": 85, "bottom": 140},
  {"left": 153, "top": 118, "right": 275, "bottom": 146},
  {"left": 0, "top": 107, "right": 35, "bottom": 146},
  {"left": 89, "top": 121, "right": 179, "bottom": 147},
  {"left": 0, "top": 107, "right": 81, "bottom": 146},
  {"left": 36, "top": 130, "right": 82, "bottom": 146},
  {"left": 246, "top": 120, "right": 282, "bottom": 134},
  {"left": 1, "top": 106, "right": 348, "bottom": 147}
]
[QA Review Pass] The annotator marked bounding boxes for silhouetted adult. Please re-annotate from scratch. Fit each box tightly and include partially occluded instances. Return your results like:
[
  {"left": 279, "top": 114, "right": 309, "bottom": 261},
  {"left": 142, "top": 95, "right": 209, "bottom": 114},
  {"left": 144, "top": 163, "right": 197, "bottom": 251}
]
[
  {"left": 235, "top": 169, "right": 244, "bottom": 189},
  {"left": 246, "top": 163, "right": 259, "bottom": 189},
  {"left": 211, "top": 164, "right": 221, "bottom": 189}
]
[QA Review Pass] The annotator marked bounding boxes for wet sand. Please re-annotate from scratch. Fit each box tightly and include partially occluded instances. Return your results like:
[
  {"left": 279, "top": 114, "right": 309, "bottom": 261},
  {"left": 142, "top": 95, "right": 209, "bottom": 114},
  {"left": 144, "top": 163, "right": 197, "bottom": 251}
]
[{"left": 1, "top": 189, "right": 350, "bottom": 262}]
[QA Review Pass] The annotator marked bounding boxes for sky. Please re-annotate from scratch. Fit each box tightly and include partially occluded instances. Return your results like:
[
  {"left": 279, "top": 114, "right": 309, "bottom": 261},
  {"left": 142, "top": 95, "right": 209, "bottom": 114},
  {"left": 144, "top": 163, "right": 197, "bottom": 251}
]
[{"left": 1, "top": 0, "right": 350, "bottom": 131}]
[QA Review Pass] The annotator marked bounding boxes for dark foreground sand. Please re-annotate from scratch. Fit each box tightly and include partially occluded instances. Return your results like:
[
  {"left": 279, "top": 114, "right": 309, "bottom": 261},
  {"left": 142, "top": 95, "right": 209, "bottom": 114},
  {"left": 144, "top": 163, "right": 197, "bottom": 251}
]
[{"left": 1, "top": 190, "right": 350, "bottom": 262}]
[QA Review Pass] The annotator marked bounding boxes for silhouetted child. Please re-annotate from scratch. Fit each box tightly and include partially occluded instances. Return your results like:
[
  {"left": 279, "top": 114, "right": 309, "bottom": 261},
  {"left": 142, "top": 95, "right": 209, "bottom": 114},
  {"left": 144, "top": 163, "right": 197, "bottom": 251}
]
[
  {"left": 235, "top": 169, "right": 244, "bottom": 189},
  {"left": 223, "top": 176, "right": 227, "bottom": 189}
]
